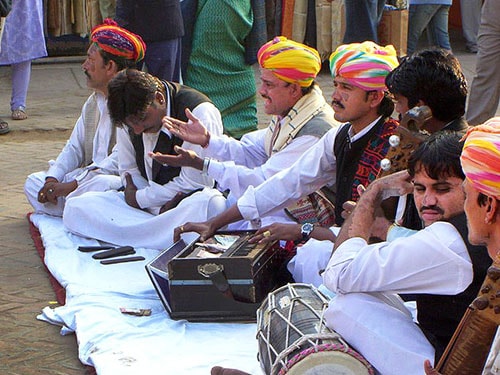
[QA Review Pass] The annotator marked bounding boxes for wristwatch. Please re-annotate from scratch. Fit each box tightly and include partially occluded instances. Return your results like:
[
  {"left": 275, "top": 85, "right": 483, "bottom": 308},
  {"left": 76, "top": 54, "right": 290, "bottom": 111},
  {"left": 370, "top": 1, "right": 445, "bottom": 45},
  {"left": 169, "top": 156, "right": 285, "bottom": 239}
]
[{"left": 300, "top": 223, "right": 314, "bottom": 242}]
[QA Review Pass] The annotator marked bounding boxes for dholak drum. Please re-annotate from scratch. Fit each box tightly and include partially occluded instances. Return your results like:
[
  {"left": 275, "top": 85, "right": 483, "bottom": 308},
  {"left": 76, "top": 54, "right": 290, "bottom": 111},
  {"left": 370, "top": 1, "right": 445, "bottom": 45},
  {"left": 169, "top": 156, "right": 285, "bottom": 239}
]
[{"left": 257, "top": 283, "right": 374, "bottom": 375}]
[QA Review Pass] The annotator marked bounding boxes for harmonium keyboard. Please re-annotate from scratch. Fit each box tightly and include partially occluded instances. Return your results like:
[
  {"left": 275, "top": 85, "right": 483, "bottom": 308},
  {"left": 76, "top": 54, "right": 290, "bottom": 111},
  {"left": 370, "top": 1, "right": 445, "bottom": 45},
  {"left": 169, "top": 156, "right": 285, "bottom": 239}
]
[{"left": 146, "top": 230, "right": 291, "bottom": 322}]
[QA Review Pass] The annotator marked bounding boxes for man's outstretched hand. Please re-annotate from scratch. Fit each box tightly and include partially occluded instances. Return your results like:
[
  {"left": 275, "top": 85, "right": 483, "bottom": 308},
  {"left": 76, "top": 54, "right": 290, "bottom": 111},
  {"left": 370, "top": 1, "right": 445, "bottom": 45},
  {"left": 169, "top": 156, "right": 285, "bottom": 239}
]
[
  {"left": 149, "top": 145, "right": 203, "bottom": 170},
  {"left": 162, "top": 108, "right": 210, "bottom": 147}
]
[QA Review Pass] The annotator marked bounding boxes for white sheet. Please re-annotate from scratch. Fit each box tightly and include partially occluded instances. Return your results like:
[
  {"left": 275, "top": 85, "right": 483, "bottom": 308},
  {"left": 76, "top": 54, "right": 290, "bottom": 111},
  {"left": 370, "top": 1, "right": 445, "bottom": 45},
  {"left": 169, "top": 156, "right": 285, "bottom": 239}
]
[{"left": 31, "top": 213, "right": 263, "bottom": 375}]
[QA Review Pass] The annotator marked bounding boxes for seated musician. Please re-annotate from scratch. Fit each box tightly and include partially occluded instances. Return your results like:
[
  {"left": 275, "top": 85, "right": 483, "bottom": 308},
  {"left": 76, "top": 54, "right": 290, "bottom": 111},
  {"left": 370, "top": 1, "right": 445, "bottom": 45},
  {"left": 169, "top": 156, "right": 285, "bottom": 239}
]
[
  {"left": 62, "top": 69, "right": 226, "bottom": 250},
  {"left": 385, "top": 48, "right": 469, "bottom": 230},
  {"left": 150, "top": 36, "right": 338, "bottom": 231},
  {"left": 214, "top": 120, "right": 500, "bottom": 375},
  {"left": 171, "top": 41, "right": 400, "bottom": 265},
  {"left": 423, "top": 119, "right": 500, "bottom": 373},
  {"left": 322, "top": 131, "right": 491, "bottom": 374},
  {"left": 249, "top": 47, "right": 473, "bottom": 287}
]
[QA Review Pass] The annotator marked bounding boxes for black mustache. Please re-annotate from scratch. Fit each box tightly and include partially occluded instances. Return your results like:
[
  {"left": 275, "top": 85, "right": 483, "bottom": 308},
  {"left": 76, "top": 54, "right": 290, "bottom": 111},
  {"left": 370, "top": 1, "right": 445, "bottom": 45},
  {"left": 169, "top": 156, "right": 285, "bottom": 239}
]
[
  {"left": 420, "top": 205, "right": 444, "bottom": 215},
  {"left": 331, "top": 100, "right": 344, "bottom": 109}
]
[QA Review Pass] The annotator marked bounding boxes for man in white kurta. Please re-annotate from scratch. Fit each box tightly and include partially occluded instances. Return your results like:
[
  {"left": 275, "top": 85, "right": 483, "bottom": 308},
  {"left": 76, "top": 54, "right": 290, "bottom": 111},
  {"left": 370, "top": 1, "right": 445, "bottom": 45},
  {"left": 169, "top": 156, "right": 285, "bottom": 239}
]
[
  {"left": 63, "top": 69, "right": 226, "bottom": 250},
  {"left": 24, "top": 20, "right": 146, "bottom": 216},
  {"left": 150, "top": 36, "right": 338, "bottom": 230},
  {"left": 322, "top": 132, "right": 491, "bottom": 374}
]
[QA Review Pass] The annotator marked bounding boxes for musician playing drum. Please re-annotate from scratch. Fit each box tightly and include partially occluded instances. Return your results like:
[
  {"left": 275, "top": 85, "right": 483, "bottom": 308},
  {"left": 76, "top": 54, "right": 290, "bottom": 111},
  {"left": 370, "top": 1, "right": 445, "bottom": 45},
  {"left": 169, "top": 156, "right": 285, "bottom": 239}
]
[
  {"left": 424, "top": 120, "right": 500, "bottom": 374},
  {"left": 323, "top": 130, "right": 491, "bottom": 374}
]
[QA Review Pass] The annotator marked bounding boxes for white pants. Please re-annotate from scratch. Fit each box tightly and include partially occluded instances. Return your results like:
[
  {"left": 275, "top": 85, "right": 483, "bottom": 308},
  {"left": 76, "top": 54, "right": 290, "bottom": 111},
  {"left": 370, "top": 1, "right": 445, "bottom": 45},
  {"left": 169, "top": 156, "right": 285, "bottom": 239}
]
[
  {"left": 63, "top": 187, "right": 227, "bottom": 250},
  {"left": 325, "top": 292, "right": 435, "bottom": 375},
  {"left": 24, "top": 169, "right": 121, "bottom": 217},
  {"left": 287, "top": 238, "right": 334, "bottom": 287}
]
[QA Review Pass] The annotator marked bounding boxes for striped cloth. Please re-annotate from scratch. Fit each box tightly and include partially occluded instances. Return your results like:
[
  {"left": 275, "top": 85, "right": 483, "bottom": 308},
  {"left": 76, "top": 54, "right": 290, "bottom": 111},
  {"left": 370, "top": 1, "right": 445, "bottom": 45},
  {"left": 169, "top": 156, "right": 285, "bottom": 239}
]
[{"left": 461, "top": 117, "right": 500, "bottom": 199}]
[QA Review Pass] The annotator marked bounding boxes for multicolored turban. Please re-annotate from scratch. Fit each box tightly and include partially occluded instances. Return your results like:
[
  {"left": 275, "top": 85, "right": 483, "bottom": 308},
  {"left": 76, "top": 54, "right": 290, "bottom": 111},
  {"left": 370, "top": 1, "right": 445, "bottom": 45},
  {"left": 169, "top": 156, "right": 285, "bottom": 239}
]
[
  {"left": 257, "top": 36, "right": 321, "bottom": 88},
  {"left": 329, "top": 41, "right": 399, "bottom": 91},
  {"left": 461, "top": 117, "right": 500, "bottom": 199},
  {"left": 90, "top": 19, "right": 146, "bottom": 63}
]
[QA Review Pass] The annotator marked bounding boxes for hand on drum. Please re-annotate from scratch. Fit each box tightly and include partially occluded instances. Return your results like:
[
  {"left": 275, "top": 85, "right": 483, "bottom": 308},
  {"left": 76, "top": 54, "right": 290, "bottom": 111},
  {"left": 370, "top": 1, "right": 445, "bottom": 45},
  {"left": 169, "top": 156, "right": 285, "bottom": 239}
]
[{"left": 249, "top": 223, "right": 302, "bottom": 244}]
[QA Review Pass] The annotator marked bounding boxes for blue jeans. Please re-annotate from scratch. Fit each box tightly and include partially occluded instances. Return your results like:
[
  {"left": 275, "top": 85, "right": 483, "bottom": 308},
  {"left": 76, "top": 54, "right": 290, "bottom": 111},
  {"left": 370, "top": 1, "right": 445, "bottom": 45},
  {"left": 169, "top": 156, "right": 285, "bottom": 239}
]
[
  {"left": 407, "top": 4, "right": 451, "bottom": 55},
  {"left": 138, "top": 38, "right": 182, "bottom": 83},
  {"left": 343, "top": 0, "right": 386, "bottom": 43}
]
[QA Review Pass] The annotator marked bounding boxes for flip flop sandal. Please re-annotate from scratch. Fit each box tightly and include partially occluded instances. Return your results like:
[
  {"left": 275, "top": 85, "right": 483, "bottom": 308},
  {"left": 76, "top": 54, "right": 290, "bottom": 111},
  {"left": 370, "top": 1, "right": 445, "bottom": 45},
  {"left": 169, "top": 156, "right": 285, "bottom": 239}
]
[
  {"left": 0, "top": 118, "right": 10, "bottom": 135},
  {"left": 12, "top": 108, "right": 28, "bottom": 120}
]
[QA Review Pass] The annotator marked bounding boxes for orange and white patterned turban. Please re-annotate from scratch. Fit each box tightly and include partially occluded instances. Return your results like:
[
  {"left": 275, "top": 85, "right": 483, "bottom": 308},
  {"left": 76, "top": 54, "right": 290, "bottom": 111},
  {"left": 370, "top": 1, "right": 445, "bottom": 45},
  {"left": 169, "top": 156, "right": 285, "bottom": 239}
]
[
  {"left": 461, "top": 117, "right": 500, "bottom": 199},
  {"left": 91, "top": 19, "right": 146, "bottom": 63},
  {"left": 329, "top": 41, "right": 399, "bottom": 91},
  {"left": 257, "top": 36, "right": 321, "bottom": 88}
]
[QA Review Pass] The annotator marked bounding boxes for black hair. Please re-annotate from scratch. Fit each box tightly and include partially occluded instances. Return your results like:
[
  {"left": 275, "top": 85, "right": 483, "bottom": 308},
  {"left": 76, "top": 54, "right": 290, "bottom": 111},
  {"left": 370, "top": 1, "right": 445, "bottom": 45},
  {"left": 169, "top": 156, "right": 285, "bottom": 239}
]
[
  {"left": 99, "top": 48, "right": 138, "bottom": 71},
  {"left": 301, "top": 81, "right": 317, "bottom": 96},
  {"left": 407, "top": 131, "right": 465, "bottom": 180},
  {"left": 385, "top": 49, "right": 467, "bottom": 123},
  {"left": 107, "top": 69, "right": 164, "bottom": 127},
  {"left": 378, "top": 92, "right": 395, "bottom": 118}
]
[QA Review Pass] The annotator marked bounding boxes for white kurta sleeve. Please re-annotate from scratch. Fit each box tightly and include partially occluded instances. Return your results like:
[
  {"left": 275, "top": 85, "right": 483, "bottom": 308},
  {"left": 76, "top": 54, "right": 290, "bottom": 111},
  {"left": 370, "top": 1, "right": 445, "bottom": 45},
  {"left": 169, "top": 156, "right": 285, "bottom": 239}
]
[
  {"left": 117, "top": 126, "right": 150, "bottom": 190},
  {"left": 206, "top": 129, "right": 269, "bottom": 168},
  {"left": 207, "top": 133, "right": 322, "bottom": 198},
  {"left": 135, "top": 102, "right": 223, "bottom": 210},
  {"left": 87, "top": 93, "right": 118, "bottom": 175},
  {"left": 323, "top": 221, "right": 474, "bottom": 296},
  {"left": 236, "top": 127, "right": 339, "bottom": 221},
  {"left": 46, "top": 97, "right": 90, "bottom": 181}
]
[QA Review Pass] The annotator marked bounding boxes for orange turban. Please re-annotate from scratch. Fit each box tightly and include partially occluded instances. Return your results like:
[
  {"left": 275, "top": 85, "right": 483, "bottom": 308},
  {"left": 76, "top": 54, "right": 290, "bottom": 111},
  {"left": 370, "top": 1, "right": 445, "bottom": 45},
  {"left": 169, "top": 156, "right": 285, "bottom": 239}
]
[
  {"left": 91, "top": 19, "right": 146, "bottom": 63},
  {"left": 257, "top": 36, "right": 321, "bottom": 87}
]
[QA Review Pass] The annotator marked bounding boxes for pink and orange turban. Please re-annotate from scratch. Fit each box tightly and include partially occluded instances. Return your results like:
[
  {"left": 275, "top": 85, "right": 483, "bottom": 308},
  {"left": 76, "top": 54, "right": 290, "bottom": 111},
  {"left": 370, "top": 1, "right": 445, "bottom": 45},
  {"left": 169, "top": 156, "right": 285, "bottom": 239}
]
[
  {"left": 329, "top": 41, "right": 399, "bottom": 91},
  {"left": 461, "top": 117, "right": 500, "bottom": 199},
  {"left": 91, "top": 19, "right": 146, "bottom": 63},
  {"left": 257, "top": 36, "right": 321, "bottom": 88}
]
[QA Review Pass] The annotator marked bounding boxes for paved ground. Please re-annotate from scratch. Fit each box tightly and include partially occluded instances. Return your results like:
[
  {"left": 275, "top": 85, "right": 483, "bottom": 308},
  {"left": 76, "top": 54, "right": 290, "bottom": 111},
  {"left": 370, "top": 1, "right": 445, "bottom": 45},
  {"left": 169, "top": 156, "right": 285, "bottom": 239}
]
[{"left": 0, "top": 32, "right": 498, "bottom": 374}]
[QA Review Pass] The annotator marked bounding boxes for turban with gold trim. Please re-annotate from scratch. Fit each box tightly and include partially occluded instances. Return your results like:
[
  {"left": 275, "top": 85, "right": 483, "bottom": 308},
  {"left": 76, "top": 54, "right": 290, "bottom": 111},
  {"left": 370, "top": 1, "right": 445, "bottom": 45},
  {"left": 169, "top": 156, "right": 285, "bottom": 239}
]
[
  {"left": 257, "top": 36, "right": 321, "bottom": 88},
  {"left": 91, "top": 19, "right": 146, "bottom": 63},
  {"left": 461, "top": 117, "right": 500, "bottom": 199},
  {"left": 329, "top": 41, "right": 399, "bottom": 91}
]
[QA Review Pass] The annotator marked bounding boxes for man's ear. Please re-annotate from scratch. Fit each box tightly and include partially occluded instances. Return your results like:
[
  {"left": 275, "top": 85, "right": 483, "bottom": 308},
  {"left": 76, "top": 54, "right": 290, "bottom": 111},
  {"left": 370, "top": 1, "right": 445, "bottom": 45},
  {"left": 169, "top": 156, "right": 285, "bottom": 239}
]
[
  {"left": 369, "top": 90, "right": 385, "bottom": 108},
  {"left": 290, "top": 82, "right": 302, "bottom": 99},
  {"left": 155, "top": 91, "right": 165, "bottom": 105},
  {"left": 487, "top": 196, "right": 499, "bottom": 223},
  {"left": 106, "top": 59, "right": 120, "bottom": 76}
]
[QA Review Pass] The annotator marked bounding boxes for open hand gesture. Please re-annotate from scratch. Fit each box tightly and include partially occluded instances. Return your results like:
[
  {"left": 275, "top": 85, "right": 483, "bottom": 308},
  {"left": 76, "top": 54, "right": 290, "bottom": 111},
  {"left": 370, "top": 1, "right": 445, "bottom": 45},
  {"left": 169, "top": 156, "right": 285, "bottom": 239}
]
[
  {"left": 148, "top": 145, "right": 203, "bottom": 170},
  {"left": 163, "top": 108, "right": 210, "bottom": 147}
]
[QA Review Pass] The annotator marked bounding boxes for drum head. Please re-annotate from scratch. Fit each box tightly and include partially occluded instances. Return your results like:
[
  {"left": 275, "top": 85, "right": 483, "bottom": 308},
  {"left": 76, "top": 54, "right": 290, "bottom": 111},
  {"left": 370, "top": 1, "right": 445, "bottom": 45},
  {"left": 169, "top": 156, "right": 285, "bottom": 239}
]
[{"left": 285, "top": 350, "right": 372, "bottom": 375}]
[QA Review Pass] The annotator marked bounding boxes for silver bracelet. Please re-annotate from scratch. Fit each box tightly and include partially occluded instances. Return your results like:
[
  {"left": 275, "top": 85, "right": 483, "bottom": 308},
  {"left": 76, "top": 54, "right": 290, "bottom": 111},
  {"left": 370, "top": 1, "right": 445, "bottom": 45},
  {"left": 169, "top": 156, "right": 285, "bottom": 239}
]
[{"left": 202, "top": 157, "right": 211, "bottom": 175}]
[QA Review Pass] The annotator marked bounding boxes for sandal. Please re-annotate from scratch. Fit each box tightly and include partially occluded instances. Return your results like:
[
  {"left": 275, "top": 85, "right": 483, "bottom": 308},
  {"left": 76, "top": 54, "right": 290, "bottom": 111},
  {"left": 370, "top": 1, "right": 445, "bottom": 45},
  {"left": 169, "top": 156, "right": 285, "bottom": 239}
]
[
  {"left": 0, "top": 118, "right": 10, "bottom": 135},
  {"left": 12, "top": 107, "right": 28, "bottom": 120}
]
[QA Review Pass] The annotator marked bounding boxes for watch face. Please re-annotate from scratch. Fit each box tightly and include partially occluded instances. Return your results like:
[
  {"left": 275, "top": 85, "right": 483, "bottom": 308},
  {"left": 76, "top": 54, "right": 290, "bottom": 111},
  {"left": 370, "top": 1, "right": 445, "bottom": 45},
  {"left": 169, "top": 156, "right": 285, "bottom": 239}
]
[{"left": 301, "top": 223, "right": 314, "bottom": 237}]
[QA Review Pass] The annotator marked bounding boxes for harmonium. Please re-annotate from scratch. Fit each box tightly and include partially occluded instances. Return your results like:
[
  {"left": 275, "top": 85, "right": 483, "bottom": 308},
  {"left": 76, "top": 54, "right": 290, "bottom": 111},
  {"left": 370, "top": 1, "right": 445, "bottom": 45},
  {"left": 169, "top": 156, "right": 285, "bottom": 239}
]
[{"left": 145, "top": 230, "right": 291, "bottom": 322}]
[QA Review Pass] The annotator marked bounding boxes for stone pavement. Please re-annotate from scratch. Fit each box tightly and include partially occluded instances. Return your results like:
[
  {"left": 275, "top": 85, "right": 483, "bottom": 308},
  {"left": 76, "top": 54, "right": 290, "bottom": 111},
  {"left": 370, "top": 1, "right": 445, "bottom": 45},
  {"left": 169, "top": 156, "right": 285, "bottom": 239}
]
[{"left": 0, "top": 35, "right": 499, "bottom": 374}]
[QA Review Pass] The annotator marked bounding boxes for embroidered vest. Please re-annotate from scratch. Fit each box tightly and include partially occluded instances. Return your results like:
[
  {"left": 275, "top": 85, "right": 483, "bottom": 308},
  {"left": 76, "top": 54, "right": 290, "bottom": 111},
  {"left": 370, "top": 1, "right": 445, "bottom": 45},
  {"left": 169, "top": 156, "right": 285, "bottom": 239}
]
[{"left": 333, "top": 117, "right": 398, "bottom": 226}]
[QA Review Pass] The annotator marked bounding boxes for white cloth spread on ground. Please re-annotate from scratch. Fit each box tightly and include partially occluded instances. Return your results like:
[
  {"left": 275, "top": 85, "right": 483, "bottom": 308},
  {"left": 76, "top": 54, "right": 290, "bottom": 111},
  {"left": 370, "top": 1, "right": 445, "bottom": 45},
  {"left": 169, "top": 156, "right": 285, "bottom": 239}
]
[{"left": 31, "top": 213, "right": 263, "bottom": 375}]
